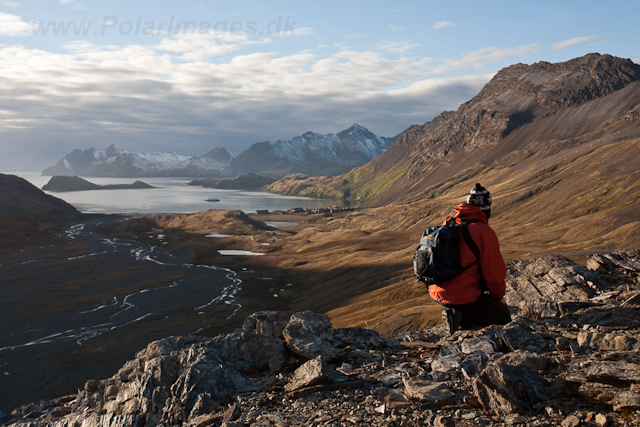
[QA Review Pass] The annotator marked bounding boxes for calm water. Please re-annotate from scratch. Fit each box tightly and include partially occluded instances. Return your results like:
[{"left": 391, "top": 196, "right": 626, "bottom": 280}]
[{"left": 12, "top": 172, "right": 346, "bottom": 214}]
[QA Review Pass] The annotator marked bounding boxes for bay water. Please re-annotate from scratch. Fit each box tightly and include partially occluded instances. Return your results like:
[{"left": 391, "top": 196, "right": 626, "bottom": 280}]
[{"left": 13, "top": 172, "right": 347, "bottom": 214}]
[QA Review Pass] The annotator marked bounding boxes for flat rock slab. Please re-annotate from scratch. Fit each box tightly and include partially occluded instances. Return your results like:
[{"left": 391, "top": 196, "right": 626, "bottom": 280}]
[{"left": 402, "top": 377, "right": 455, "bottom": 402}]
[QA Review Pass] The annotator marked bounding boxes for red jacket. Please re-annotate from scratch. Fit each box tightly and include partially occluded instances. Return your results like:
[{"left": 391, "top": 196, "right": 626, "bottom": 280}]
[{"left": 428, "top": 204, "right": 506, "bottom": 305}]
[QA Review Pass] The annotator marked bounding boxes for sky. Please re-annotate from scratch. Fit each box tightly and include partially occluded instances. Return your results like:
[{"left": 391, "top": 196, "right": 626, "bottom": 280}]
[{"left": 0, "top": 0, "right": 638, "bottom": 170}]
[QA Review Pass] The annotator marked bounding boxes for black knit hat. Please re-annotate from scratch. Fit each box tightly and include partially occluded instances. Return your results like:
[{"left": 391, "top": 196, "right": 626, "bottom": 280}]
[{"left": 466, "top": 183, "right": 492, "bottom": 211}]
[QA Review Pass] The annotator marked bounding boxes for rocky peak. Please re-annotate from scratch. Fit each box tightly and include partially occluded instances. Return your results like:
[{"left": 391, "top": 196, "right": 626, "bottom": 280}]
[
  {"left": 337, "top": 123, "right": 377, "bottom": 140},
  {"left": 474, "top": 53, "right": 640, "bottom": 111},
  {"left": 5, "top": 251, "right": 640, "bottom": 427},
  {"left": 104, "top": 144, "right": 126, "bottom": 158},
  {"left": 201, "top": 147, "right": 232, "bottom": 163},
  {"left": 300, "top": 131, "right": 319, "bottom": 139},
  {"left": 394, "top": 53, "right": 640, "bottom": 183}
]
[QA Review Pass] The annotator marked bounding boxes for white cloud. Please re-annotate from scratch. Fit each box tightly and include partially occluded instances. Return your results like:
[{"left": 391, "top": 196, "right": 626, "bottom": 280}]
[
  {"left": 0, "top": 35, "right": 533, "bottom": 169},
  {"left": 376, "top": 40, "right": 421, "bottom": 53},
  {"left": 550, "top": 35, "right": 601, "bottom": 50},
  {"left": 387, "top": 24, "right": 402, "bottom": 31},
  {"left": 425, "top": 44, "right": 540, "bottom": 75},
  {"left": 633, "top": 56, "right": 640, "bottom": 64},
  {"left": 59, "top": 0, "right": 73, "bottom": 4},
  {"left": 0, "top": 12, "right": 35, "bottom": 36},
  {"left": 154, "top": 30, "right": 269, "bottom": 61},
  {"left": 342, "top": 34, "right": 367, "bottom": 39},
  {"left": 433, "top": 21, "right": 457, "bottom": 30},
  {"left": 1, "top": 1, "right": 19, "bottom": 8}
]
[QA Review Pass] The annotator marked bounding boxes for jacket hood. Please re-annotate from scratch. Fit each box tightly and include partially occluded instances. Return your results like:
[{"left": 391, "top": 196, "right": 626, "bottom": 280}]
[{"left": 453, "top": 203, "right": 489, "bottom": 224}]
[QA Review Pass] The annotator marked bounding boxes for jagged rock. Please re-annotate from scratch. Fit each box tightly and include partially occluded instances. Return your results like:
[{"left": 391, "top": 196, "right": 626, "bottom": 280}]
[
  {"left": 578, "top": 329, "right": 640, "bottom": 351},
  {"left": 210, "top": 330, "right": 285, "bottom": 372},
  {"left": 223, "top": 404, "right": 242, "bottom": 423},
  {"left": 588, "top": 252, "right": 640, "bottom": 275},
  {"left": 613, "top": 386, "right": 640, "bottom": 412},
  {"left": 561, "top": 414, "right": 581, "bottom": 427},
  {"left": 586, "top": 359, "right": 640, "bottom": 386},
  {"left": 333, "top": 327, "right": 386, "bottom": 349},
  {"left": 372, "top": 370, "right": 403, "bottom": 387},
  {"left": 460, "top": 337, "right": 496, "bottom": 355},
  {"left": 282, "top": 311, "right": 339, "bottom": 359},
  {"left": 472, "top": 360, "right": 549, "bottom": 416},
  {"left": 188, "top": 413, "right": 219, "bottom": 427},
  {"left": 431, "top": 354, "right": 463, "bottom": 373},
  {"left": 379, "top": 388, "right": 408, "bottom": 405},
  {"left": 402, "top": 377, "right": 455, "bottom": 403},
  {"left": 6, "top": 253, "right": 640, "bottom": 427},
  {"left": 505, "top": 255, "right": 600, "bottom": 306},
  {"left": 434, "top": 338, "right": 496, "bottom": 379},
  {"left": 284, "top": 356, "right": 331, "bottom": 392},
  {"left": 498, "top": 350, "right": 549, "bottom": 371},
  {"left": 243, "top": 311, "right": 291, "bottom": 338},
  {"left": 460, "top": 351, "right": 491, "bottom": 379},
  {"left": 495, "top": 320, "right": 548, "bottom": 352}
]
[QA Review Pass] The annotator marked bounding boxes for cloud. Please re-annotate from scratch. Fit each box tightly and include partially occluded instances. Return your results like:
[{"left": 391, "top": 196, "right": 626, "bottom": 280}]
[
  {"left": 433, "top": 21, "right": 457, "bottom": 30},
  {"left": 153, "top": 30, "right": 269, "bottom": 61},
  {"left": 0, "top": 35, "right": 528, "bottom": 170},
  {"left": 1, "top": 1, "right": 19, "bottom": 7},
  {"left": 376, "top": 40, "right": 421, "bottom": 53},
  {"left": 550, "top": 35, "right": 601, "bottom": 50},
  {"left": 0, "top": 12, "right": 35, "bottom": 36},
  {"left": 387, "top": 24, "right": 402, "bottom": 31},
  {"left": 633, "top": 56, "right": 640, "bottom": 64},
  {"left": 342, "top": 34, "right": 367, "bottom": 39},
  {"left": 425, "top": 44, "right": 540, "bottom": 75}
]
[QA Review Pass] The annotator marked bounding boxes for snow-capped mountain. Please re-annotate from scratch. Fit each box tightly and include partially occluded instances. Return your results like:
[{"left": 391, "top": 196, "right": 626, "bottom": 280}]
[
  {"left": 42, "top": 145, "right": 233, "bottom": 177},
  {"left": 42, "top": 124, "right": 397, "bottom": 178},
  {"left": 229, "top": 124, "right": 397, "bottom": 176}
]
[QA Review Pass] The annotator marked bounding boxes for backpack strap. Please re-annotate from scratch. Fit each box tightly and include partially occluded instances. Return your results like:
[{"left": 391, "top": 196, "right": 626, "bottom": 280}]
[{"left": 460, "top": 223, "right": 488, "bottom": 294}]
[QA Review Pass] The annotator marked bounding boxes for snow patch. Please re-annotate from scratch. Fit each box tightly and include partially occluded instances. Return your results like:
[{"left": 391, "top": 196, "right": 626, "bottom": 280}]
[{"left": 218, "top": 250, "right": 264, "bottom": 256}]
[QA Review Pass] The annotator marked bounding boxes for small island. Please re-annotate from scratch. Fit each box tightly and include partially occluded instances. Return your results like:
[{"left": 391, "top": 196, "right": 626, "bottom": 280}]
[
  {"left": 188, "top": 173, "right": 276, "bottom": 190},
  {"left": 42, "top": 175, "right": 155, "bottom": 192}
]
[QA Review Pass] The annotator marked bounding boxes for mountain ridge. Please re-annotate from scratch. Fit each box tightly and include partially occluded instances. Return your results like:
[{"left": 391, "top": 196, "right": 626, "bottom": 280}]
[
  {"left": 42, "top": 124, "right": 397, "bottom": 179},
  {"left": 42, "top": 145, "right": 233, "bottom": 178},
  {"left": 266, "top": 53, "right": 640, "bottom": 206}
]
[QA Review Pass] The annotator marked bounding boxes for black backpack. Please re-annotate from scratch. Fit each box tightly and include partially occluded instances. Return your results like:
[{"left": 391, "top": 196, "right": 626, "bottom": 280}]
[{"left": 413, "top": 216, "right": 484, "bottom": 287}]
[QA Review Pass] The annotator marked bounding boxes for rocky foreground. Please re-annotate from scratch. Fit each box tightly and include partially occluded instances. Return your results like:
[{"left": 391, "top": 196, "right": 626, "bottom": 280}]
[{"left": 3, "top": 252, "right": 640, "bottom": 427}]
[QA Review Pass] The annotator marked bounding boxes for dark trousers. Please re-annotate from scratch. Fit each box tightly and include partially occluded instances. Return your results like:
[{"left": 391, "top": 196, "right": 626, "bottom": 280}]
[{"left": 443, "top": 293, "right": 511, "bottom": 328}]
